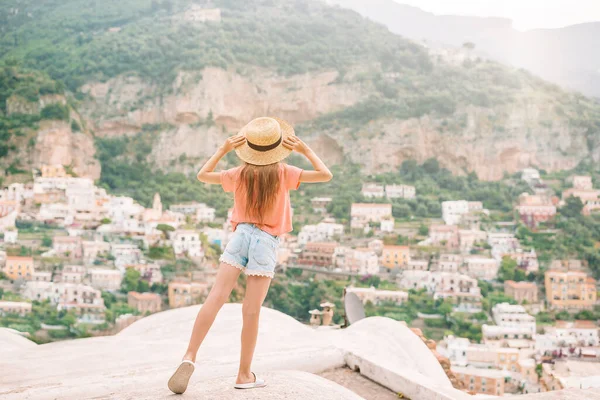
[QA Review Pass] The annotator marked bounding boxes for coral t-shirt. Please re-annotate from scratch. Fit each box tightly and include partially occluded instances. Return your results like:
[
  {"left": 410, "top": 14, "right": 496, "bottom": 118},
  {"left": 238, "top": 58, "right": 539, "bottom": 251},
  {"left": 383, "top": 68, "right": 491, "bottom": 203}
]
[{"left": 220, "top": 163, "right": 303, "bottom": 237}]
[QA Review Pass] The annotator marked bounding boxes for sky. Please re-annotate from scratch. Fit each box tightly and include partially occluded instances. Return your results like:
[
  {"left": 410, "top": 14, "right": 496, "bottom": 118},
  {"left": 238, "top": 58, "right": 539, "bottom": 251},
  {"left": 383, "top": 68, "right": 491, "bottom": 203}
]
[{"left": 393, "top": 0, "right": 600, "bottom": 31}]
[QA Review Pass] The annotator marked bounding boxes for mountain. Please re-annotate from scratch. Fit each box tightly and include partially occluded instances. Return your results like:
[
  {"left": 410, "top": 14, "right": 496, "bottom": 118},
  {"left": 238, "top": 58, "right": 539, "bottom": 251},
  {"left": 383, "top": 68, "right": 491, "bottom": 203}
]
[
  {"left": 0, "top": 64, "right": 99, "bottom": 185},
  {"left": 0, "top": 0, "right": 599, "bottom": 184},
  {"left": 325, "top": 0, "right": 600, "bottom": 98}
]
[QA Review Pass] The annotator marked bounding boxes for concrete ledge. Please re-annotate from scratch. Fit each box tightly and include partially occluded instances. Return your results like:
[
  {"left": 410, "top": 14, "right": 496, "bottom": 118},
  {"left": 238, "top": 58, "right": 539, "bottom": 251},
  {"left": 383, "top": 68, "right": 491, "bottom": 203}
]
[{"left": 345, "top": 353, "right": 473, "bottom": 400}]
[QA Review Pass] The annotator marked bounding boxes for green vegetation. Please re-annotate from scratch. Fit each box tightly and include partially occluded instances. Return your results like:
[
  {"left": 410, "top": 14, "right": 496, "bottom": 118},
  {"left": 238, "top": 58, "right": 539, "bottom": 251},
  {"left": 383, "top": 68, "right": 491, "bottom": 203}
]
[
  {"left": 497, "top": 256, "right": 527, "bottom": 283},
  {"left": 95, "top": 134, "right": 233, "bottom": 214}
]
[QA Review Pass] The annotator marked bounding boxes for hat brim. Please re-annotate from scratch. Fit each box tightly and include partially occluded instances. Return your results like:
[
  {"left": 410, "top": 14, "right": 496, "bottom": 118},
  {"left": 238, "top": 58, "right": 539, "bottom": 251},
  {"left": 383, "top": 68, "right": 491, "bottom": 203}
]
[{"left": 235, "top": 117, "right": 295, "bottom": 166}]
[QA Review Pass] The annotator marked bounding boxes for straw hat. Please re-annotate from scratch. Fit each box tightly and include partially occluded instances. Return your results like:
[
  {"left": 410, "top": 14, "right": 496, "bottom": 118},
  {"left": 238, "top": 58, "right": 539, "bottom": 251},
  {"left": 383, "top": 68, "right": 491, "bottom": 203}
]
[{"left": 235, "top": 117, "right": 295, "bottom": 166}]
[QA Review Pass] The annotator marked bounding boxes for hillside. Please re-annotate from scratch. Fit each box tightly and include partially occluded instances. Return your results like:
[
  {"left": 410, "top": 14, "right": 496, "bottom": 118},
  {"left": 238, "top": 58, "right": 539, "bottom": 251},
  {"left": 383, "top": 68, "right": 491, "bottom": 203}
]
[
  {"left": 326, "top": 0, "right": 600, "bottom": 98},
  {"left": 0, "top": 0, "right": 599, "bottom": 183},
  {"left": 0, "top": 64, "right": 99, "bottom": 184}
]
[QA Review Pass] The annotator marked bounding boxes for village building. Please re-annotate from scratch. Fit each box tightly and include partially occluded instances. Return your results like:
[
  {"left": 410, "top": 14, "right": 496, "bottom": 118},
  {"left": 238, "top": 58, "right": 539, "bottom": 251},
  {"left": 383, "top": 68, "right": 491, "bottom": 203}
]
[
  {"left": 482, "top": 303, "right": 536, "bottom": 341},
  {"left": 541, "top": 360, "right": 600, "bottom": 391},
  {"left": 127, "top": 291, "right": 162, "bottom": 314},
  {"left": 406, "top": 259, "right": 429, "bottom": 271},
  {"left": 452, "top": 366, "right": 506, "bottom": 396},
  {"left": 310, "top": 197, "right": 332, "bottom": 213},
  {"left": 438, "top": 335, "right": 470, "bottom": 367},
  {"left": 53, "top": 236, "right": 83, "bottom": 258},
  {"left": 168, "top": 281, "right": 209, "bottom": 308},
  {"left": 385, "top": 184, "right": 416, "bottom": 199},
  {"left": 458, "top": 229, "right": 487, "bottom": 253},
  {"left": 55, "top": 265, "right": 86, "bottom": 284},
  {"left": 0, "top": 200, "right": 19, "bottom": 232},
  {"left": 431, "top": 272, "right": 482, "bottom": 313},
  {"left": 516, "top": 193, "right": 557, "bottom": 229},
  {"left": 521, "top": 168, "right": 541, "bottom": 186},
  {"left": 504, "top": 280, "right": 538, "bottom": 303},
  {"left": 126, "top": 263, "right": 163, "bottom": 284},
  {"left": 441, "top": 200, "right": 484, "bottom": 226},
  {"left": 545, "top": 270, "right": 596, "bottom": 310},
  {"left": 380, "top": 217, "right": 395, "bottom": 232},
  {"left": 350, "top": 203, "right": 392, "bottom": 229},
  {"left": 345, "top": 248, "right": 379, "bottom": 275},
  {"left": 298, "top": 242, "right": 339, "bottom": 268},
  {"left": 467, "top": 343, "right": 521, "bottom": 372},
  {"left": 427, "top": 224, "right": 459, "bottom": 249},
  {"left": 298, "top": 220, "right": 344, "bottom": 245},
  {"left": 89, "top": 269, "right": 123, "bottom": 291},
  {"left": 381, "top": 245, "right": 411, "bottom": 271},
  {"left": 82, "top": 240, "right": 111, "bottom": 264},
  {"left": 502, "top": 249, "right": 539, "bottom": 273},
  {"left": 32, "top": 271, "right": 52, "bottom": 282},
  {"left": 464, "top": 256, "right": 500, "bottom": 281},
  {"left": 3, "top": 229, "right": 18, "bottom": 244},
  {"left": 345, "top": 286, "right": 408, "bottom": 305},
  {"left": 3, "top": 256, "right": 34, "bottom": 281},
  {"left": 0, "top": 301, "right": 32, "bottom": 316},
  {"left": 110, "top": 243, "right": 143, "bottom": 268},
  {"left": 170, "top": 230, "right": 203, "bottom": 258},
  {"left": 361, "top": 183, "right": 385, "bottom": 198}
]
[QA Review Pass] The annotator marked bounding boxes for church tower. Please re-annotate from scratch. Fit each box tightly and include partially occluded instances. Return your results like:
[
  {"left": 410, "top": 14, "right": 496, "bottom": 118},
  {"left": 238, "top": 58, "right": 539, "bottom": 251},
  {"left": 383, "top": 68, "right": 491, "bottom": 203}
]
[{"left": 152, "top": 193, "right": 162, "bottom": 214}]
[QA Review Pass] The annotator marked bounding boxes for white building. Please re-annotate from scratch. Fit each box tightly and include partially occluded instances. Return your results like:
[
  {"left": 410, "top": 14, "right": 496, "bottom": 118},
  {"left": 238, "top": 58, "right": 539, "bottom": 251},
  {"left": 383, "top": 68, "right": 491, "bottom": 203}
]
[
  {"left": 4, "top": 229, "right": 18, "bottom": 244},
  {"left": 298, "top": 220, "right": 344, "bottom": 245},
  {"left": 361, "top": 183, "right": 385, "bottom": 198},
  {"left": 458, "top": 229, "right": 487, "bottom": 254},
  {"left": 521, "top": 168, "right": 541, "bottom": 185},
  {"left": 346, "top": 248, "right": 379, "bottom": 275},
  {"left": 350, "top": 203, "right": 392, "bottom": 229},
  {"left": 442, "top": 201, "right": 484, "bottom": 226},
  {"left": 56, "top": 265, "right": 86, "bottom": 284},
  {"left": 385, "top": 184, "right": 416, "bottom": 199},
  {"left": 464, "top": 256, "right": 500, "bottom": 281},
  {"left": 171, "top": 230, "right": 203, "bottom": 258},
  {"left": 38, "top": 203, "right": 73, "bottom": 225},
  {"left": 398, "top": 270, "right": 434, "bottom": 292},
  {"left": 110, "top": 243, "right": 142, "bottom": 268},
  {"left": 380, "top": 218, "right": 395, "bottom": 233},
  {"left": 346, "top": 286, "right": 408, "bottom": 305},
  {"left": 439, "top": 335, "right": 470, "bottom": 367},
  {"left": 482, "top": 303, "right": 536, "bottom": 341},
  {"left": 82, "top": 240, "right": 111, "bottom": 264},
  {"left": 540, "top": 321, "right": 600, "bottom": 350},
  {"left": 89, "top": 269, "right": 123, "bottom": 291}
]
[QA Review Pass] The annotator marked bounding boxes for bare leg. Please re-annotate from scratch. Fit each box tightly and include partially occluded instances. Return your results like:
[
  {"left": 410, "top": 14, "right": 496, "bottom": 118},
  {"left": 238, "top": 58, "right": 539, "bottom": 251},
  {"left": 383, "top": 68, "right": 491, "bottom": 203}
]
[
  {"left": 183, "top": 263, "right": 242, "bottom": 362},
  {"left": 236, "top": 275, "right": 272, "bottom": 384}
]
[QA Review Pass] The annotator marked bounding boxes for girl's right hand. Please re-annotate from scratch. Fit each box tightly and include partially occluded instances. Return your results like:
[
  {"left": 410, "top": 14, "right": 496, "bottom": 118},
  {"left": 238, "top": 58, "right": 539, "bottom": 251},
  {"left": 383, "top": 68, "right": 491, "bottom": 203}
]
[{"left": 221, "top": 135, "right": 246, "bottom": 153}]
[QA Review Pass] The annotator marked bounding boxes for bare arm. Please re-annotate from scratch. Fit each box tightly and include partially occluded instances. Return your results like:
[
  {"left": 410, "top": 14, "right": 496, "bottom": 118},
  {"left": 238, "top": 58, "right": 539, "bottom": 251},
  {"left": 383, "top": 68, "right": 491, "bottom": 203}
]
[
  {"left": 282, "top": 136, "right": 333, "bottom": 183},
  {"left": 197, "top": 135, "right": 246, "bottom": 184}
]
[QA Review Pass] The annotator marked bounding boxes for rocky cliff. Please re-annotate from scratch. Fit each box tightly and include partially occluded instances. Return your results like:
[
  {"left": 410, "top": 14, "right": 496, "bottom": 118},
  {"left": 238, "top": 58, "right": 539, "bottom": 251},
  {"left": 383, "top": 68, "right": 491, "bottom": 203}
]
[{"left": 78, "top": 67, "right": 599, "bottom": 180}]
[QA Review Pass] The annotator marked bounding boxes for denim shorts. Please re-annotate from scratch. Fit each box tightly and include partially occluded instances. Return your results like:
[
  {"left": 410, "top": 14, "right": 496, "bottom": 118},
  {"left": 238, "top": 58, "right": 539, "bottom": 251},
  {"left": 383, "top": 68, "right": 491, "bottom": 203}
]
[{"left": 219, "top": 223, "right": 280, "bottom": 278}]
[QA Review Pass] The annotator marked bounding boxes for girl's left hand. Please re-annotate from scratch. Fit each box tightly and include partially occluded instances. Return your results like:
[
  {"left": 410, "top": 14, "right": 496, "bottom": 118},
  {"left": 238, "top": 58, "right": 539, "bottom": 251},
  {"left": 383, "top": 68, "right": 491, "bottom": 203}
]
[{"left": 283, "top": 136, "right": 310, "bottom": 155}]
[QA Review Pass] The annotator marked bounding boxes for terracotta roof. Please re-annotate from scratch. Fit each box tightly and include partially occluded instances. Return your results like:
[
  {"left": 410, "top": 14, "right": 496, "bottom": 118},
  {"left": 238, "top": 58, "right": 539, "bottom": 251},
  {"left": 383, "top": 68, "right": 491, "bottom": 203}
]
[
  {"left": 128, "top": 291, "right": 161, "bottom": 300},
  {"left": 351, "top": 203, "right": 392, "bottom": 209},
  {"left": 6, "top": 256, "right": 33, "bottom": 261},
  {"left": 504, "top": 280, "right": 537, "bottom": 289},
  {"left": 383, "top": 245, "right": 410, "bottom": 250}
]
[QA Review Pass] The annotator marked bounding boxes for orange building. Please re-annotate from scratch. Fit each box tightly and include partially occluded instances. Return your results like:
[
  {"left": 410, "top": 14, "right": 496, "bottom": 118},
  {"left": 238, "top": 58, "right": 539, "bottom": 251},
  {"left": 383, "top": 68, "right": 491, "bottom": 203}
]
[
  {"left": 297, "top": 242, "right": 339, "bottom": 267},
  {"left": 168, "top": 281, "right": 209, "bottom": 308},
  {"left": 504, "top": 280, "right": 538, "bottom": 303},
  {"left": 127, "top": 292, "right": 162, "bottom": 314},
  {"left": 452, "top": 366, "right": 506, "bottom": 396},
  {"left": 545, "top": 270, "right": 597, "bottom": 310},
  {"left": 381, "top": 245, "right": 411, "bottom": 270},
  {"left": 3, "top": 256, "right": 35, "bottom": 280}
]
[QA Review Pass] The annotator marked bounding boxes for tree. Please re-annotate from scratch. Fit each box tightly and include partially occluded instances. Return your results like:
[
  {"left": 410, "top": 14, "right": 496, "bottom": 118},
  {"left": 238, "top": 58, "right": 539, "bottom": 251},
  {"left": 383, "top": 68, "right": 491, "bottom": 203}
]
[
  {"left": 41, "top": 235, "right": 52, "bottom": 247},
  {"left": 156, "top": 224, "right": 175, "bottom": 237},
  {"left": 560, "top": 196, "right": 584, "bottom": 218},
  {"left": 418, "top": 224, "right": 429, "bottom": 236},
  {"left": 121, "top": 268, "right": 142, "bottom": 293},
  {"left": 497, "top": 256, "right": 522, "bottom": 282}
]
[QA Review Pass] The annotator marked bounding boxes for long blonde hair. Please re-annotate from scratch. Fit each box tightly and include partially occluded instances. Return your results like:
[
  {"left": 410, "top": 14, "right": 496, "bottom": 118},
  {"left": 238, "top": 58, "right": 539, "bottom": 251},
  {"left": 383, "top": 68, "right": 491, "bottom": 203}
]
[{"left": 237, "top": 162, "right": 280, "bottom": 223}]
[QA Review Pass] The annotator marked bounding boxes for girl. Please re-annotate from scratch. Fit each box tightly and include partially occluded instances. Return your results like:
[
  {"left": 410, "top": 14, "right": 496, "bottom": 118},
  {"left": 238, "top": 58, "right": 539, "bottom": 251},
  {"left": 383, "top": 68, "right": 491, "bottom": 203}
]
[{"left": 168, "top": 117, "right": 332, "bottom": 393}]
